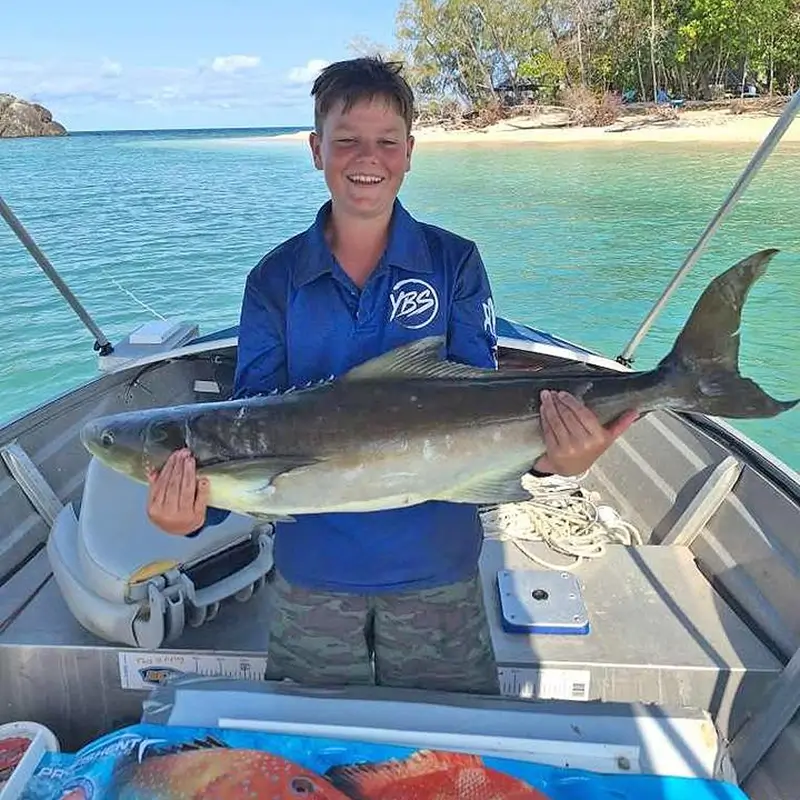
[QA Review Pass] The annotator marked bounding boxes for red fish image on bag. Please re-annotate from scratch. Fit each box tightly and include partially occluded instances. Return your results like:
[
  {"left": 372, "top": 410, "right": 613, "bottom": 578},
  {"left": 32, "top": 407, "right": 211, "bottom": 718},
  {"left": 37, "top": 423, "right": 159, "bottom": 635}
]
[
  {"left": 111, "top": 745, "right": 352, "bottom": 799},
  {"left": 0, "top": 735, "right": 32, "bottom": 784},
  {"left": 325, "top": 749, "right": 553, "bottom": 799}
]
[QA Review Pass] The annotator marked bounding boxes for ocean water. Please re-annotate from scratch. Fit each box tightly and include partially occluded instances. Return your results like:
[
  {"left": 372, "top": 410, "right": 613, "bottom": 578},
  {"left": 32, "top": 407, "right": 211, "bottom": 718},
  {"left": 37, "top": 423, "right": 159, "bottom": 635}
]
[{"left": 0, "top": 127, "right": 798, "bottom": 470}]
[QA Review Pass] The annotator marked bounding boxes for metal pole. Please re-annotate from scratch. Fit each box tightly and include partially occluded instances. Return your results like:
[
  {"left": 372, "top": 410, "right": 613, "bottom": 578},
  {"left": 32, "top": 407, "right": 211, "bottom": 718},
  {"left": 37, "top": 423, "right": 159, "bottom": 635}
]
[
  {"left": 617, "top": 88, "right": 800, "bottom": 365},
  {"left": 0, "top": 194, "right": 113, "bottom": 355}
]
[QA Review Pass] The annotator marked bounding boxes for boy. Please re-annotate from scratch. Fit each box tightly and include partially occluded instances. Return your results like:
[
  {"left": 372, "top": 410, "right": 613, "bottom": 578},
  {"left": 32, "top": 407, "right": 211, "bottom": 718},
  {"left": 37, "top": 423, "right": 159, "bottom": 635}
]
[{"left": 147, "top": 57, "right": 637, "bottom": 694}]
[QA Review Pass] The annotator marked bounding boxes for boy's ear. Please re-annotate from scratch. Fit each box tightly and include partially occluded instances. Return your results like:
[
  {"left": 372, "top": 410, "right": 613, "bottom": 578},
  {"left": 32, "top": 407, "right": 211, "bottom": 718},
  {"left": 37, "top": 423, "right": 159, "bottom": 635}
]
[
  {"left": 309, "top": 131, "right": 322, "bottom": 170},
  {"left": 405, "top": 135, "right": 415, "bottom": 172}
]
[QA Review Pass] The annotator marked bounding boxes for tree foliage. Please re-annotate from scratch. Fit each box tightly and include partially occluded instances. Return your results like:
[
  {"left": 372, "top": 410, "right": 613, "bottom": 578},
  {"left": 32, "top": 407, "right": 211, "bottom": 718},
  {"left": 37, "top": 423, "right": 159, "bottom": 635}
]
[{"left": 390, "top": 0, "right": 800, "bottom": 108}]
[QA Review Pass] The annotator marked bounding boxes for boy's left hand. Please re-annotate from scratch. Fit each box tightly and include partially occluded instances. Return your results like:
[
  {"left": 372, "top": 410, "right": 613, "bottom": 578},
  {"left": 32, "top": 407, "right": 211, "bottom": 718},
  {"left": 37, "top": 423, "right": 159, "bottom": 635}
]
[{"left": 533, "top": 389, "right": 639, "bottom": 477}]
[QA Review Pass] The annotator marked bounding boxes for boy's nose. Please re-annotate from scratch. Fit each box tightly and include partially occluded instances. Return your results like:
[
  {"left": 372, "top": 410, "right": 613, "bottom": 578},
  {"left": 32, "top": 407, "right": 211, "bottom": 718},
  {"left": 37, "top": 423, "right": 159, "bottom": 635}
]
[{"left": 355, "top": 139, "right": 379, "bottom": 159}]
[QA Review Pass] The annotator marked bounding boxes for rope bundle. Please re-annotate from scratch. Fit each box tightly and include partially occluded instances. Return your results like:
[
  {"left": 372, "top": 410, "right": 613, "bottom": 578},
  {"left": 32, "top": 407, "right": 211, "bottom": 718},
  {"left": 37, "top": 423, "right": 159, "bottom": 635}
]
[{"left": 481, "top": 473, "right": 643, "bottom": 570}]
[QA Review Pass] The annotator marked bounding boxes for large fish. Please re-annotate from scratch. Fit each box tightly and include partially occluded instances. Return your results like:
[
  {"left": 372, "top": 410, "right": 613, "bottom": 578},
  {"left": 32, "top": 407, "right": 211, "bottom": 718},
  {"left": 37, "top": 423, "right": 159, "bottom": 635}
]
[{"left": 81, "top": 249, "right": 798, "bottom": 520}]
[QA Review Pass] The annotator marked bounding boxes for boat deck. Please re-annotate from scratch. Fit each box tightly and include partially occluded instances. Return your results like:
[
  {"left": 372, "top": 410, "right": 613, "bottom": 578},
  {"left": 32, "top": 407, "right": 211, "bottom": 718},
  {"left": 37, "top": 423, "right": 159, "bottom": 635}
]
[
  {"left": 1, "top": 338, "right": 798, "bottom": 797},
  {"left": 0, "top": 530, "right": 782, "bottom": 754}
]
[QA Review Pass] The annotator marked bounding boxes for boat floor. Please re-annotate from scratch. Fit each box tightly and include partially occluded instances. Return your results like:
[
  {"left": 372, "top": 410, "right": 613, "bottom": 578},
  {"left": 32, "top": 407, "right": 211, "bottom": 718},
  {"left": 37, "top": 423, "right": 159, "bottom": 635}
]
[{"left": 0, "top": 530, "right": 783, "bottom": 752}]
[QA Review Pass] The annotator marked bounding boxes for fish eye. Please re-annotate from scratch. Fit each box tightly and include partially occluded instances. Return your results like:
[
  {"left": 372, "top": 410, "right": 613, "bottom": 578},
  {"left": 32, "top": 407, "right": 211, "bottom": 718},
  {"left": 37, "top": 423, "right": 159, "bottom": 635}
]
[
  {"left": 100, "top": 430, "right": 115, "bottom": 447},
  {"left": 290, "top": 776, "right": 318, "bottom": 795}
]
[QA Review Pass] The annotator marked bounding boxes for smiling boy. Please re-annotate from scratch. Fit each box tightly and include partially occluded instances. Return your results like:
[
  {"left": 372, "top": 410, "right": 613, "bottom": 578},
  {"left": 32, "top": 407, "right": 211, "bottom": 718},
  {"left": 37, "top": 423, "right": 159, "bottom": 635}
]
[{"left": 146, "top": 57, "right": 637, "bottom": 694}]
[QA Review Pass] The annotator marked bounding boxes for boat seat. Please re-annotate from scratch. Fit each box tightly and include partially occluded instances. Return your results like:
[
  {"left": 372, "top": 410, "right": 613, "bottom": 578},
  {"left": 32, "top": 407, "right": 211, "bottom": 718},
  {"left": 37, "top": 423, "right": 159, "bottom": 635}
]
[
  {"left": 75, "top": 458, "right": 265, "bottom": 603},
  {"left": 47, "top": 458, "right": 274, "bottom": 649}
]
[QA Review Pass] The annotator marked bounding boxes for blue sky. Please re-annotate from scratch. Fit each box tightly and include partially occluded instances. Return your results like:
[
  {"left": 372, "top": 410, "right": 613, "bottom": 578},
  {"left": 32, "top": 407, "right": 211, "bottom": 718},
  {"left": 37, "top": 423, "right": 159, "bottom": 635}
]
[{"left": 2, "top": 0, "right": 399, "bottom": 131}]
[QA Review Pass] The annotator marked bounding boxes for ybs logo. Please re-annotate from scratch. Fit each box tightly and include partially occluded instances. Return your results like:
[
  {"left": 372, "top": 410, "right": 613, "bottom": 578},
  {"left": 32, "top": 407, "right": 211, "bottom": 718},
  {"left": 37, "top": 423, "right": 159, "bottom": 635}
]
[
  {"left": 483, "top": 296, "right": 498, "bottom": 367},
  {"left": 482, "top": 296, "right": 497, "bottom": 340},
  {"left": 389, "top": 278, "right": 440, "bottom": 329}
]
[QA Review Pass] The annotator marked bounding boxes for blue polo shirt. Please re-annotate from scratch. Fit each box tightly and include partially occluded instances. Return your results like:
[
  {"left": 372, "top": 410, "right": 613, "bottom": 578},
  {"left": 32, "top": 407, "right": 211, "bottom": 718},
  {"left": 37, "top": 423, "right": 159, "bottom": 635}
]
[{"left": 205, "top": 199, "right": 499, "bottom": 593}]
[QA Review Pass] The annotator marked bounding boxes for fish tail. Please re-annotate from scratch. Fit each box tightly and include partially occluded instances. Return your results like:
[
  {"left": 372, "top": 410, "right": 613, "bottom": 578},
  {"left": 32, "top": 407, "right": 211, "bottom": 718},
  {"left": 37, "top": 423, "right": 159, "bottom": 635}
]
[{"left": 656, "top": 248, "right": 798, "bottom": 419}]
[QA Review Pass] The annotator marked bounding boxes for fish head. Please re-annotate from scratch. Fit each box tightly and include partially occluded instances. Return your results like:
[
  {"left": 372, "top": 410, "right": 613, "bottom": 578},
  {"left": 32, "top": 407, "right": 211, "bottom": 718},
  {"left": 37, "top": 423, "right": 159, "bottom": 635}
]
[
  {"left": 111, "top": 747, "right": 354, "bottom": 798},
  {"left": 81, "top": 409, "right": 188, "bottom": 482}
]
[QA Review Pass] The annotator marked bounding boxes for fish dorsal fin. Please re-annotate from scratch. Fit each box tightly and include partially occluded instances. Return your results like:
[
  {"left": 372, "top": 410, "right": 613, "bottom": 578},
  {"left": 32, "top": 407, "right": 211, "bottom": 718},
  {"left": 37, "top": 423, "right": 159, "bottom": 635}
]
[
  {"left": 342, "top": 336, "right": 495, "bottom": 382},
  {"left": 326, "top": 750, "right": 485, "bottom": 795}
]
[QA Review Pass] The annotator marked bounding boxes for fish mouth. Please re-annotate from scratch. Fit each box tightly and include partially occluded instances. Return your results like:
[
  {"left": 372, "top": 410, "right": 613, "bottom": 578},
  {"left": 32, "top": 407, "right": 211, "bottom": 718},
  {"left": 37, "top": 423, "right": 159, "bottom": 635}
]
[
  {"left": 80, "top": 418, "right": 118, "bottom": 459},
  {"left": 80, "top": 416, "right": 148, "bottom": 480},
  {"left": 81, "top": 410, "right": 191, "bottom": 482}
]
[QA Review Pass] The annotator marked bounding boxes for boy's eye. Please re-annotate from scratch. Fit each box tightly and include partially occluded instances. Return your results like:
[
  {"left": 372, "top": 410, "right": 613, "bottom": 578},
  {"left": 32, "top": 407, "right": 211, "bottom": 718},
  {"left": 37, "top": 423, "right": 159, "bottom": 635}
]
[{"left": 380, "top": 139, "right": 398, "bottom": 146}]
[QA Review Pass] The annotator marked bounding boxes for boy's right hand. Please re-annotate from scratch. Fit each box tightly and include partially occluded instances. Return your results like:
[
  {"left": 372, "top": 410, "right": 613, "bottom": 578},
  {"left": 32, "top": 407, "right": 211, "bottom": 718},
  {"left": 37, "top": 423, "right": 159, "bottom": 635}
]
[{"left": 146, "top": 449, "right": 211, "bottom": 536}]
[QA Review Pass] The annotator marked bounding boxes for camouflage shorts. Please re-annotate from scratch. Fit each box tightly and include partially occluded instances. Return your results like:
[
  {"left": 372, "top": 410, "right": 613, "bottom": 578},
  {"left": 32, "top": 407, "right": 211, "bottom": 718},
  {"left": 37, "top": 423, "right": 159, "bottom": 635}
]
[{"left": 264, "top": 569, "right": 500, "bottom": 695}]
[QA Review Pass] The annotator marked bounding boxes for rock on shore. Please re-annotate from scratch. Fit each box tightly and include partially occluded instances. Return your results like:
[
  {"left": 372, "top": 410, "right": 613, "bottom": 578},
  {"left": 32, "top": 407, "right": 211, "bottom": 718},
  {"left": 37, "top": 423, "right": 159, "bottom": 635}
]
[{"left": 0, "top": 94, "right": 67, "bottom": 138}]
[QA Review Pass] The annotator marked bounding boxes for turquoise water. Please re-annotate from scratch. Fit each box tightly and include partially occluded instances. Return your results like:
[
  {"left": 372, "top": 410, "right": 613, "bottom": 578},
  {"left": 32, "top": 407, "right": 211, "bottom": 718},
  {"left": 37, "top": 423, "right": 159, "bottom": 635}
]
[{"left": 1, "top": 128, "right": 798, "bottom": 469}]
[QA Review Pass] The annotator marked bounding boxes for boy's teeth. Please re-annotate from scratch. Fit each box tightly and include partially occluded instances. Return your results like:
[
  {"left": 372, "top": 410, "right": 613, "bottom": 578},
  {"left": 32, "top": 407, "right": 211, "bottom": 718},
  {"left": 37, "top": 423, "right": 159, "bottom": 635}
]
[{"left": 349, "top": 175, "right": 383, "bottom": 184}]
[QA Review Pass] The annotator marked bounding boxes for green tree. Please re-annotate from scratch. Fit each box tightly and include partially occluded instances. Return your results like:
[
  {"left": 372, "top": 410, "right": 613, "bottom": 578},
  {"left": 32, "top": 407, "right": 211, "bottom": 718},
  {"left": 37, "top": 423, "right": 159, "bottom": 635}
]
[{"left": 392, "top": 0, "right": 800, "bottom": 110}]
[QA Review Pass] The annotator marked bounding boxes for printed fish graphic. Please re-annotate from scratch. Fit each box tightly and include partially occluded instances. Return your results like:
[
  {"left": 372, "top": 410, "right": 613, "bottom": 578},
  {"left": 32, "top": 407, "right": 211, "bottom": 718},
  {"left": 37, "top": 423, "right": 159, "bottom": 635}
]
[
  {"left": 325, "top": 749, "right": 552, "bottom": 799},
  {"left": 108, "top": 736, "right": 351, "bottom": 799},
  {"left": 54, "top": 783, "right": 92, "bottom": 800}
]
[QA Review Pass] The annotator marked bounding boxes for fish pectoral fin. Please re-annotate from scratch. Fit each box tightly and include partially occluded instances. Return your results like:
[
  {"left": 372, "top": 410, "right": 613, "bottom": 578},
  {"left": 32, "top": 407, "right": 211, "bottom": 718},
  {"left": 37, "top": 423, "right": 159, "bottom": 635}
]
[
  {"left": 435, "top": 468, "right": 532, "bottom": 505},
  {"left": 342, "top": 335, "right": 496, "bottom": 382},
  {"left": 199, "top": 456, "right": 318, "bottom": 491}
]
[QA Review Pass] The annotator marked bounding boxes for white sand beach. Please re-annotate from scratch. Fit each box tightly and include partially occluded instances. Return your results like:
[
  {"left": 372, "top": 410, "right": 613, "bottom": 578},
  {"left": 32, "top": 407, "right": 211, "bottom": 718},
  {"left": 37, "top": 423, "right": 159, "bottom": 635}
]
[{"left": 247, "top": 105, "right": 800, "bottom": 147}]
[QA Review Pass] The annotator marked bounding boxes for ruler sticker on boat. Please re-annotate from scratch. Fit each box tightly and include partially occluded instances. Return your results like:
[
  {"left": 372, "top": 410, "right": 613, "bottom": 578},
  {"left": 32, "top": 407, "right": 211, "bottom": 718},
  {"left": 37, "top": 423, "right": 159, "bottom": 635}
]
[
  {"left": 118, "top": 651, "right": 268, "bottom": 690},
  {"left": 498, "top": 667, "right": 591, "bottom": 702}
]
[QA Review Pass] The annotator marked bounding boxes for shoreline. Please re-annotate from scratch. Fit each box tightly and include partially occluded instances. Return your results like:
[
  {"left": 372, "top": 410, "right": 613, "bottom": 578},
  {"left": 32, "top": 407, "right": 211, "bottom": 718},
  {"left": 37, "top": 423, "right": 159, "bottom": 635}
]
[{"left": 227, "top": 107, "right": 800, "bottom": 147}]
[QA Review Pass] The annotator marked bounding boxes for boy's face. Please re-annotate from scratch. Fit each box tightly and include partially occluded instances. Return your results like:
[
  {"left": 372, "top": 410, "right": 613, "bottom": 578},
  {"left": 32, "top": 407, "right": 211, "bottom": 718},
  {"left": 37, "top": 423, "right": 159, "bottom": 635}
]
[{"left": 309, "top": 96, "right": 414, "bottom": 221}]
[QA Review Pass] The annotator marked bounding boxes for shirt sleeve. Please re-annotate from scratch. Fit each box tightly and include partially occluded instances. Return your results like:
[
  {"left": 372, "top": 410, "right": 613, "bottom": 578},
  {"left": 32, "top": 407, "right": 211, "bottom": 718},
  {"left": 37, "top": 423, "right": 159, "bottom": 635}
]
[
  {"left": 232, "top": 268, "right": 288, "bottom": 398},
  {"left": 189, "top": 266, "right": 288, "bottom": 536},
  {"left": 447, "top": 242, "right": 498, "bottom": 370}
]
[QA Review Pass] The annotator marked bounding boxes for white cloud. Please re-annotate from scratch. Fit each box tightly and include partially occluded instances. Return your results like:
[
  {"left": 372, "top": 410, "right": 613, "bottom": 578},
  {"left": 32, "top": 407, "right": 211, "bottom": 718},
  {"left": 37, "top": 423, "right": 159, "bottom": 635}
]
[
  {"left": 100, "top": 58, "right": 123, "bottom": 78},
  {"left": 0, "top": 55, "right": 321, "bottom": 127},
  {"left": 0, "top": 58, "right": 42, "bottom": 77},
  {"left": 287, "top": 59, "right": 328, "bottom": 84},
  {"left": 211, "top": 55, "right": 261, "bottom": 74}
]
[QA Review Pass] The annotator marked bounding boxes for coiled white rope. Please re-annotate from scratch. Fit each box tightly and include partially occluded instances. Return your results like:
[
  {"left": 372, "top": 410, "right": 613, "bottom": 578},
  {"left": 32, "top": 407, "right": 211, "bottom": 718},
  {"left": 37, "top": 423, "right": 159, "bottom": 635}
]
[{"left": 480, "top": 473, "right": 643, "bottom": 570}]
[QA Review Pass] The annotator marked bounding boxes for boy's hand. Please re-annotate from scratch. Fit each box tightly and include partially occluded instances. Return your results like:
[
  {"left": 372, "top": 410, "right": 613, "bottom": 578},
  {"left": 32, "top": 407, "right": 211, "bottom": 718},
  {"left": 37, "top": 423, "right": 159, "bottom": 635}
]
[
  {"left": 533, "top": 390, "right": 638, "bottom": 477},
  {"left": 146, "top": 449, "right": 211, "bottom": 535}
]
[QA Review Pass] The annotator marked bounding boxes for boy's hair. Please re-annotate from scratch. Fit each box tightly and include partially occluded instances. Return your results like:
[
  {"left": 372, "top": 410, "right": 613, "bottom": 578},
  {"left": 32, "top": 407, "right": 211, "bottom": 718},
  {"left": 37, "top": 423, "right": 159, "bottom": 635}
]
[{"left": 311, "top": 57, "right": 415, "bottom": 135}]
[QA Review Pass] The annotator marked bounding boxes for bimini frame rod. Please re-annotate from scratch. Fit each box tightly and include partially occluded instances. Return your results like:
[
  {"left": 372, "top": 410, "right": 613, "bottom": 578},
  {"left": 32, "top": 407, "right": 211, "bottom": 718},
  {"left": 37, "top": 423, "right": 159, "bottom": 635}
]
[
  {"left": 617, "top": 88, "right": 800, "bottom": 366},
  {"left": 0, "top": 194, "right": 113, "bottom": 355}
]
